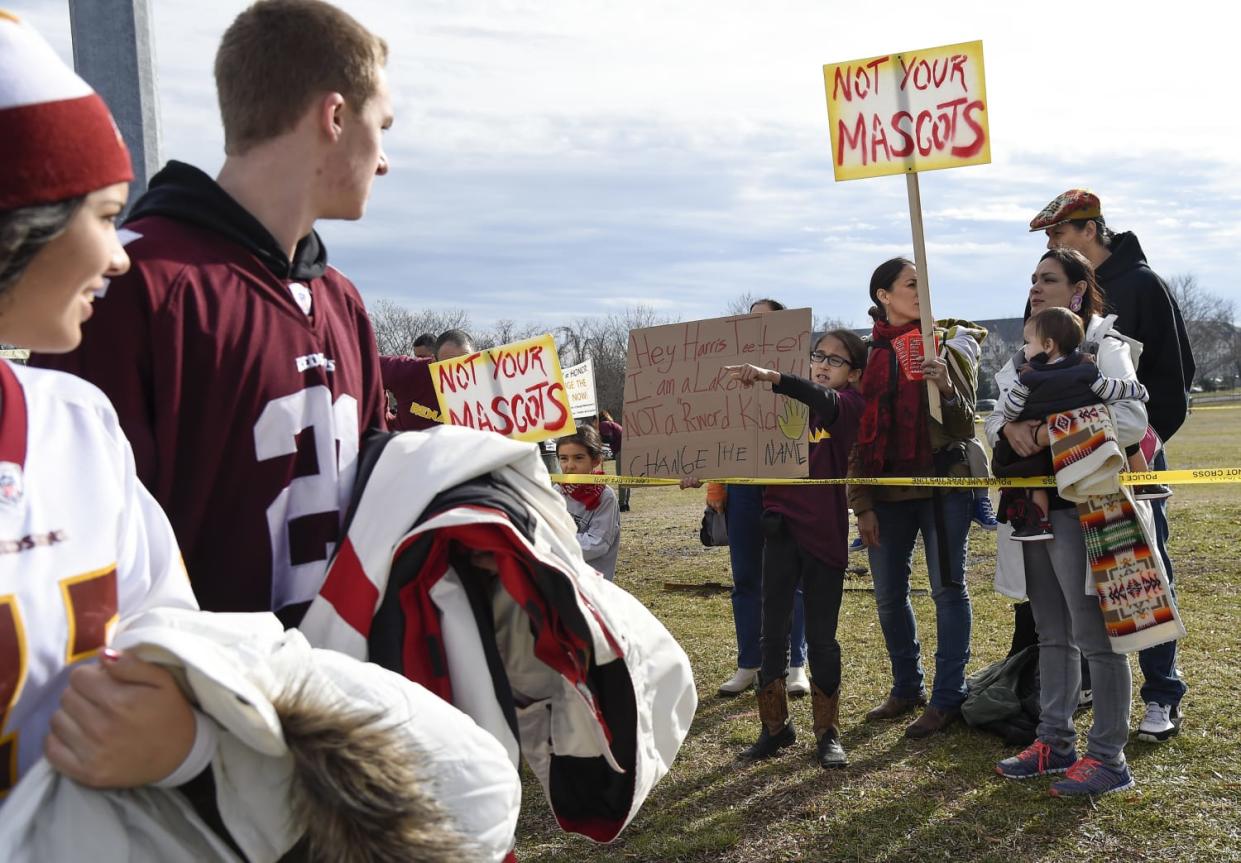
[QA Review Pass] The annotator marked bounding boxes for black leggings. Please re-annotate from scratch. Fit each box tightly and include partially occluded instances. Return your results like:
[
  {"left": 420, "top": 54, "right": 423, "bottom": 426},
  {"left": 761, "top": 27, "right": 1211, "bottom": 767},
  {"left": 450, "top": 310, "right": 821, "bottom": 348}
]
[{"left": 758, "top": 511, "right": 845, "bottom": 693}]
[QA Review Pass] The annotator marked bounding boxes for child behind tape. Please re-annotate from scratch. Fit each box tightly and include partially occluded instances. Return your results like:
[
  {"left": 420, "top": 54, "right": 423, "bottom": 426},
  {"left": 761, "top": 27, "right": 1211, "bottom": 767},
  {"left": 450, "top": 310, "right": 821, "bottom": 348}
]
[
  {"left": 995, "top": 306, "right": 1155, "bottom": 541},
  {"left": 557, "top": 426, "right": 621, "bottom": 580},
  {"left": 724, "top": 329, "right": 867, "bottom": 769}
]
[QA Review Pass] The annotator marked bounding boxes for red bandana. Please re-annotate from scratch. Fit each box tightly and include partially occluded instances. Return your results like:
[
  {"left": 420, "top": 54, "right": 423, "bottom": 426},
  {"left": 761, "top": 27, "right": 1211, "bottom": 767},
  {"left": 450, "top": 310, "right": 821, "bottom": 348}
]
[
  {"left": 560, "top": 469, "right": 606, "bottom": 510},
  {"left": 857, "top": 320, "right": 933, "bottom": 476}
]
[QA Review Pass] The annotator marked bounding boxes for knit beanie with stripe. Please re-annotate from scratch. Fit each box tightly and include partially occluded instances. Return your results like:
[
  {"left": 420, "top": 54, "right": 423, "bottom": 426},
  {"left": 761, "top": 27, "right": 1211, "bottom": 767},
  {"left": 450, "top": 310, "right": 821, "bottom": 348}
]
[{"left": 0, "top": 9, "right": 133, "bottom": 210}]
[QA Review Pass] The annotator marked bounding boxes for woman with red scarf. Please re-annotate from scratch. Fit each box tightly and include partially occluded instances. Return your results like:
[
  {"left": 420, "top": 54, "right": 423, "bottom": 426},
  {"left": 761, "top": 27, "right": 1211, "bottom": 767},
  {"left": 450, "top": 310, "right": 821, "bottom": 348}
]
[{"left": 849, "top": 257, "right": 986, "bottom": 739}]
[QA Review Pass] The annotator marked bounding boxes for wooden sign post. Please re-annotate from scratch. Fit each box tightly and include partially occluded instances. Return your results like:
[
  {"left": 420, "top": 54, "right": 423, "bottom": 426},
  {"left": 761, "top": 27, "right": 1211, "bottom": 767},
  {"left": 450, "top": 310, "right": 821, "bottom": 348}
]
[
  {"left": 822, "top": 40, "right": 991, "bottom": 421},
  {"left": 905, "top": 172, "right": 941, "bottom": 420}
]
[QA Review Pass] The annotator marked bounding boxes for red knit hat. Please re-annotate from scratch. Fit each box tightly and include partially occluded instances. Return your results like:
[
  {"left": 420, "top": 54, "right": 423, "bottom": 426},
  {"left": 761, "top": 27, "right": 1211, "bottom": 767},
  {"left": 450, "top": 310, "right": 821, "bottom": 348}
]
[{"left": 0, "top": 10, "right": 133, "bottom": 210}]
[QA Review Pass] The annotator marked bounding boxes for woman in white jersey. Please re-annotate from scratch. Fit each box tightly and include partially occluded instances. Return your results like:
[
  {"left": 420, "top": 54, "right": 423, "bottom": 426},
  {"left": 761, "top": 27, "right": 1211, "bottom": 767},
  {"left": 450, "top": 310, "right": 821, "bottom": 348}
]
[{"left": 0, "top": 11, "right": 204, "bottom": 797}]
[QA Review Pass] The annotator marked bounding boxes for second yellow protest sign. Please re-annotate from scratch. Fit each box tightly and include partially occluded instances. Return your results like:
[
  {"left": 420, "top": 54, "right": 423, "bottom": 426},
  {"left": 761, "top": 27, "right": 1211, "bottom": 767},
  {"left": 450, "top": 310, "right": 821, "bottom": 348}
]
[
  {"left": 823, "top": 40, "right": 990, "bottom": 181},
  {"left": 431, "top": 334, "right": 576, "bottom": 443}
]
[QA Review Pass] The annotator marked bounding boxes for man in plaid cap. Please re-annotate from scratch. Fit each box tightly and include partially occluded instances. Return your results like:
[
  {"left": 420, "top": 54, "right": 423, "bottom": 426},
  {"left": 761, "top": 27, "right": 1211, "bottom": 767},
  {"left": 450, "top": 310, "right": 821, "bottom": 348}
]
[{"left": 1031, "top": 189, "right": 1194, "bottom": 744}]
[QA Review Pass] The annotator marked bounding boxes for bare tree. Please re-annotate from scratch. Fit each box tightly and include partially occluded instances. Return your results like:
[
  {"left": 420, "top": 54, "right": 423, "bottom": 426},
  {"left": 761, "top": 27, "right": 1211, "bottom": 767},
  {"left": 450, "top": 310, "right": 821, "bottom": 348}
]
[
  {"left": 1167, "top": 274, "right": 1239, "bottom": 386},
  {"left": 368, "top": 300, "right": 472, "bottom": 357},
  {"left": 724, "top": 292, "right": 759, "bottom": 315},
  {"left": 552, "top": 305, "right": 676, "bottom": 419},
  {"left": 814, "top": 315, "right": 857, "bottom": 334},
  {"left": 477, "top": 318, "right": 547, "bottom": 350},
  {"left": 366, "top": 298, "right": 687, "bottom": 421}
]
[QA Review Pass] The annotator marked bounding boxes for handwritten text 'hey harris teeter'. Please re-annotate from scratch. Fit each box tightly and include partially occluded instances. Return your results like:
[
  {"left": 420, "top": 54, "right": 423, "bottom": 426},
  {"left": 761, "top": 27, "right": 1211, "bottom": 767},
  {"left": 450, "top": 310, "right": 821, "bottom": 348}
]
[
  {"left": 622, "top": 309, "right": 813, "bottom": 481},
  {"left": 625, "top": 320, "right": 805, "bottom": 436}
]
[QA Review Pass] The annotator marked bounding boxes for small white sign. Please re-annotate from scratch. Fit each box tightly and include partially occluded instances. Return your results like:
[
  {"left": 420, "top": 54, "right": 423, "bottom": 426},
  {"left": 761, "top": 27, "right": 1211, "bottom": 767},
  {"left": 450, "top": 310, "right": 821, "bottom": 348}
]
[{"left": 562, "top": 357, "right": 598, "bottom": 419}]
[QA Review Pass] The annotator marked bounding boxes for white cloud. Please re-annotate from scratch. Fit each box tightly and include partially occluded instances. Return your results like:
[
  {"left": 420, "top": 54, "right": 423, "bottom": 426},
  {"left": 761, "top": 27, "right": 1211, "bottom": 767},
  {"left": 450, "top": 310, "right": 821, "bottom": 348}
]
[{"left": 12, "top": 0, "right": 1239, "bottom": 329}]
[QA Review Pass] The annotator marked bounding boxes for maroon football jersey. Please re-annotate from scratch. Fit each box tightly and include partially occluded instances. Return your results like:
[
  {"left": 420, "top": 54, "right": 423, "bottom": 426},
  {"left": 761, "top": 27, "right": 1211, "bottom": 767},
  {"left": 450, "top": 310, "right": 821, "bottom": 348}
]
[
  {"left": 35, "top": 199, "right": 386, "bottom": 615},
  {"left": 379, "top": 354, "right": 441, "bottom": 431}
]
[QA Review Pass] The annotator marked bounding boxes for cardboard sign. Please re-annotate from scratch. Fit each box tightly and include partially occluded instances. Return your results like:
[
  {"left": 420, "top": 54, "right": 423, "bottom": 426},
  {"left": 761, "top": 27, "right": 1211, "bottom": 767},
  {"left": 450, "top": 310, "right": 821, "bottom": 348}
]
[
  {"left": 621, "top": 308, "right": 812, "bottom": 480},
  {"left": 892, "top": 330, "right": 940, "bottom": 381},
  {"left": 822, "top": 40, "right": 990, "bottom": 181},
  {"left": 562, "top": 358, "right": 599, "bottom": 419},
  {"left": 432, "top": 334, "right": 575, "bottom": 443}
]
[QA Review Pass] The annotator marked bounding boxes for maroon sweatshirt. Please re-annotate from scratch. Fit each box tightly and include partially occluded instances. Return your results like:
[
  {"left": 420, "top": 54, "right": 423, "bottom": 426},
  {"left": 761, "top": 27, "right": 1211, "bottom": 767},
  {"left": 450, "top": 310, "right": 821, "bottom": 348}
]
[
  {"left": 379, "top": 354, "right": 441, "bottom": 431},
  {"left": 762, "top": 377, "right": 864, "bottom": 570},
  {"left": 34, "top": 161, "right": 386, "bottom": 619}
]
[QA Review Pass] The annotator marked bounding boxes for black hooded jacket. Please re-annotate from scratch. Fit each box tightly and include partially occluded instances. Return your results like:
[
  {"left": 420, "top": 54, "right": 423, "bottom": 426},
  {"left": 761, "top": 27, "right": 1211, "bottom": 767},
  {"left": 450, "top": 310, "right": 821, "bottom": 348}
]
[
  {"left": 1095, "top": 231, "right": 1195, "bottom": 442},
  {"left": 126, "top": 160, "right": 329, "bottom": 281}
]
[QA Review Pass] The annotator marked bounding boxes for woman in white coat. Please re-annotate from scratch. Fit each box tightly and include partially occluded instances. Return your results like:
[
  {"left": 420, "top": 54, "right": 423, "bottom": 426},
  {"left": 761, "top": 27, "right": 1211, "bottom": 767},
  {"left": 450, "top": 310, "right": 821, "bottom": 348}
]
[{"left": 984, "top": 248, "right": 1148, "bottom": 798}]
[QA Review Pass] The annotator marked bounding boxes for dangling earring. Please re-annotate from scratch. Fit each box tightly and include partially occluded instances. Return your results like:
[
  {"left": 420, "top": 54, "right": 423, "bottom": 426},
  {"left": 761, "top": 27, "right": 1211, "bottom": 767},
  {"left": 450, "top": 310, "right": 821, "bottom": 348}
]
[{"left": 1069, "top": 294, "right": 1082, "bottom": 312}]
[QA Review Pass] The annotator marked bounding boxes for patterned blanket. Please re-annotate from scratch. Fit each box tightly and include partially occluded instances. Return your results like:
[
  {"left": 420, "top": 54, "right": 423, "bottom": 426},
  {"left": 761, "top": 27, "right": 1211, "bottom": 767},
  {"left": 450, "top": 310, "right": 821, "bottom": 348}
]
[
  {"left": 1048, "top": 403, "right": 1126, "bottom": 502},
  {"left": 1048, "top": 405, "right": 1186, "bottom": 654}
]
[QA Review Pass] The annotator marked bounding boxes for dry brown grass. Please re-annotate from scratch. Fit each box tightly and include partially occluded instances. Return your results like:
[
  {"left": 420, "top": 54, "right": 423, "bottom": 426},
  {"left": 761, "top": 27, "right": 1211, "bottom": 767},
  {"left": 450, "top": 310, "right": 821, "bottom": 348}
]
[{"left": 514, "top": 407, "right": 1241, "bottom": 863}]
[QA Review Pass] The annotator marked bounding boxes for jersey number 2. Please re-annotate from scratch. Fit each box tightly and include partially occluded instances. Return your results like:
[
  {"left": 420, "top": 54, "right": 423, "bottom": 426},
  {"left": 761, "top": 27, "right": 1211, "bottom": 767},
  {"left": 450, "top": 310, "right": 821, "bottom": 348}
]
[{"left": 254, "top": 386, "right": 359, "bottom": 611}]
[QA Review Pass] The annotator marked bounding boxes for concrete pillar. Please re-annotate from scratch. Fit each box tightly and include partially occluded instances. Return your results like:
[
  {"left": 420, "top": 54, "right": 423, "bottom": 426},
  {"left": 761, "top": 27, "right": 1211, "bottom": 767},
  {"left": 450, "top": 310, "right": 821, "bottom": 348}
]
[{"left": 68, "top": 0, "right": 161, "bottom": 198}]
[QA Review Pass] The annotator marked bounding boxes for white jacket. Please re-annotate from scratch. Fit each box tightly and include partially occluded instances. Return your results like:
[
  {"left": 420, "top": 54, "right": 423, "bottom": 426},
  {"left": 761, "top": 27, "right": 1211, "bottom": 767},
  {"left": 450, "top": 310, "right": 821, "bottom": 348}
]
[
  {"left": 985, "top": 314, "right": 1151, "bottom": 598},
  {"left": 299, "top": 424, "right": 697, "bottom": 843},
  {"left": 0, "top": 609, "right": 520, "bottom": 863}
]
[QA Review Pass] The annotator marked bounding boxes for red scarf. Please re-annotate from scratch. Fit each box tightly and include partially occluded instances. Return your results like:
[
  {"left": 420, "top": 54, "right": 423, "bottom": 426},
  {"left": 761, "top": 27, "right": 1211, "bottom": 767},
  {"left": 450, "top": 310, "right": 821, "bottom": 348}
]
[
  {"left": 857, "top": 319, "right": 933, "bottom": 476},
  {"left": 560, "top": 468, "right": 606, "bottom": 510}
]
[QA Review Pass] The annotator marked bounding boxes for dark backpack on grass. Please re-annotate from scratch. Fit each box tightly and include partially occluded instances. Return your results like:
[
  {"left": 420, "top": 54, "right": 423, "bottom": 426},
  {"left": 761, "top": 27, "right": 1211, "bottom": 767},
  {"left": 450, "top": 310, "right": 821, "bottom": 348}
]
[
  {"left": 961, "top": 645, "right": 1041, "bottom": 747},
  {"left": 699, "top": 506, "right": 728, "bottom": 547}
]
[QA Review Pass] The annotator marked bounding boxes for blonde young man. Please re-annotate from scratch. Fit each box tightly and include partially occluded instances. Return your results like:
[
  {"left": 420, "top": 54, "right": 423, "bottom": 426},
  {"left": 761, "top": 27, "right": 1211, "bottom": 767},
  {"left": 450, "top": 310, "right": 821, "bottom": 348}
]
[{"left": 37, "top": 0, "right": 393, "bottom": 624}]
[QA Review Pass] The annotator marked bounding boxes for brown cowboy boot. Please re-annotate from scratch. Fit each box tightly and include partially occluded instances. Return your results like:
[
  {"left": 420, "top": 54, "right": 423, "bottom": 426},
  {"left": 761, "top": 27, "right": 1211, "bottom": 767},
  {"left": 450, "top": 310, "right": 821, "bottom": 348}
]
[
  {"left": 811, "top": 681, "right": 847, "bottom": 769},
  {"left": 865, "top": 692, "right": 926, "bottom": 722},
  {"left": 904, "top": 703, "right": 960, "bottom": 739},
  {"left": 740, "top": 678, "right": 795, "bottom": 760}
]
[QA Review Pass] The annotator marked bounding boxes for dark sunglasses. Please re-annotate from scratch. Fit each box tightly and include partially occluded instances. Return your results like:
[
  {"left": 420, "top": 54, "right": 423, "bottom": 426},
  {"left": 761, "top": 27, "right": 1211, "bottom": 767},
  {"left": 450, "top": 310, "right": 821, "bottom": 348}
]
[{"left": 809, "top": 351, "right": 851, "bottom": 368}]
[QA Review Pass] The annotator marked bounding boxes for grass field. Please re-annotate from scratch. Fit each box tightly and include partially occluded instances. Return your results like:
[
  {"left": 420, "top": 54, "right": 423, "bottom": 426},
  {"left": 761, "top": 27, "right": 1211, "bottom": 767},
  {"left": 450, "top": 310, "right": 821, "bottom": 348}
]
[{"left": 513, "top": 407, "right": 1241, "bottom": 863}]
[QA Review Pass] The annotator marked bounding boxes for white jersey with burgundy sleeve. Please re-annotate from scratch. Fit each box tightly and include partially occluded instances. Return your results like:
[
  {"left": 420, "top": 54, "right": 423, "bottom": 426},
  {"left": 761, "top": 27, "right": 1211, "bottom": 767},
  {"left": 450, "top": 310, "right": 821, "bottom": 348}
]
[{"left": 0, "top": 361, "right": 197, "bottom": 800}]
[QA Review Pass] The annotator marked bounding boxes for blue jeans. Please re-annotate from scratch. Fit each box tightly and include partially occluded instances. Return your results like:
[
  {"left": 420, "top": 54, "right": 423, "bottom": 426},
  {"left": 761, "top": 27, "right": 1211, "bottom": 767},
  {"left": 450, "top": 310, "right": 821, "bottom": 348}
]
[
  {"left": 867, "top": 492, "right": 973, "bottom": 710},
  {"left": 726, "top": 485, "right": 805, "bottom": 669},
  {"left": 1138, "top": 449, "right": 1187, "bottom": 707}
]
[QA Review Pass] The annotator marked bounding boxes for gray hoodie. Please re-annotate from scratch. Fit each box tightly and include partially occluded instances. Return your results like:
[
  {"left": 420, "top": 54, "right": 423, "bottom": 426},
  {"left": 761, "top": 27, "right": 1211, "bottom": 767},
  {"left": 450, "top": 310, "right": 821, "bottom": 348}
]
[{"left": 563, "top": 487, "right": 621, "bottom": 581}]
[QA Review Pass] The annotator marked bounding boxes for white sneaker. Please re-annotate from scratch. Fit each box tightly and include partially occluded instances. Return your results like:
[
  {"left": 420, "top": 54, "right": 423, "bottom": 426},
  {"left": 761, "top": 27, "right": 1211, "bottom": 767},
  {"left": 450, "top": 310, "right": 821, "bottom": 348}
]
[
  {"left": 717, "top": 667, "right": 758, "bottom": 697},
  {"left": 1137, "top": 702, "right": 1182, "bottom": 743},
  {"left": 1077, "top": 688, "right": 1093, "bottom": 709},
  {"left": 787, "top": 665, "right": 810, "bottom": 698}
]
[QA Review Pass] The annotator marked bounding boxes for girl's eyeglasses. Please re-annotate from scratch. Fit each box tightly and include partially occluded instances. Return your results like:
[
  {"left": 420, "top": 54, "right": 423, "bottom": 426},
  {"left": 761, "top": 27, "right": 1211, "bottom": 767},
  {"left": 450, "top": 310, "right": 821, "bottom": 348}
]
[{"left": 809, "top": 351, "right": 851, "bottom": 368}]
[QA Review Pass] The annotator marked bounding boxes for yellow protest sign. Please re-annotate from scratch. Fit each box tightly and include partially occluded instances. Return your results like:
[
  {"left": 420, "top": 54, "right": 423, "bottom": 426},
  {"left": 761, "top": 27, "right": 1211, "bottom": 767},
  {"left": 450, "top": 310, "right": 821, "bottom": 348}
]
[
  {"left": 431, "top": 334, "right": 576, "bottom": 443},
  {"left": 823, "top": 40, "right": 990, "bottom": 181}
]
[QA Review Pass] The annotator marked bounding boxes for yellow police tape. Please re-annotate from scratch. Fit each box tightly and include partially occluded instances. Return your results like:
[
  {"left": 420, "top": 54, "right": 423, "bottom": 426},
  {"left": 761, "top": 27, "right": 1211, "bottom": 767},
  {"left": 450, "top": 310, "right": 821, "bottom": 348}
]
[
  {"left": 549, "top": 468, "right": 1241, "bottom": 488},
  {"left": 973, "top": 404, "right": 1241, "bottom": 422}
]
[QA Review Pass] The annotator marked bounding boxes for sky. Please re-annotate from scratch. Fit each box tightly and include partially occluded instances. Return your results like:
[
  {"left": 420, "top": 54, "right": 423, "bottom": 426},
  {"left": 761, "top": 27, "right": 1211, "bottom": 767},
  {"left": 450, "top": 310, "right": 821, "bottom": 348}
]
[{"left": 15, "top": 0, "right": 1241, "bottom": 329}]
